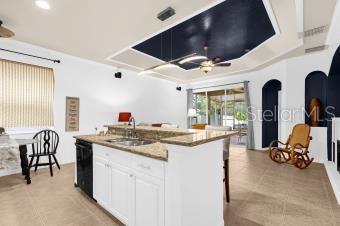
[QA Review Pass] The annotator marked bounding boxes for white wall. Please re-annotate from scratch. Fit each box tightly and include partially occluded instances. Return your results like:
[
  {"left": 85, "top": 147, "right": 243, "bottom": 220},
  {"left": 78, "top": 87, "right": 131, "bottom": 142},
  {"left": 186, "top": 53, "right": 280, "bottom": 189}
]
[{"left": 0, "top": 39, "right": 187, "bottom": 176}]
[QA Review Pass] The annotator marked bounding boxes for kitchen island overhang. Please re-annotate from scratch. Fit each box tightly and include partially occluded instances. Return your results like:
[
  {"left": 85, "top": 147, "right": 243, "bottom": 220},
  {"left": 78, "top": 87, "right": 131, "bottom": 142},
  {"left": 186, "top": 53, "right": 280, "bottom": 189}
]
[{"left": 74, "top": 125, "right": 237, "bottom": 226}]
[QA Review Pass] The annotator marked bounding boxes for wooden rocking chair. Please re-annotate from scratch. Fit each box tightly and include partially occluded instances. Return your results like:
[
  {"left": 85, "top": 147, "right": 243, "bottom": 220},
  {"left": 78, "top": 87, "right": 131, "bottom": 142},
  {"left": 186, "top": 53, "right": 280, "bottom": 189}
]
[{"left": 269, "top": 124, "right": 313, "bottom": 169}]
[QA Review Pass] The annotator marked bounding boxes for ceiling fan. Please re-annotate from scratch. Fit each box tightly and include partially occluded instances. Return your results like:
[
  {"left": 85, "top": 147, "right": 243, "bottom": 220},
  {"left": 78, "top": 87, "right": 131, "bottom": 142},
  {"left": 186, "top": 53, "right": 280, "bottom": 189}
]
[
  {"left": 0, "top": 20, "right": 15, "bottom": 38},
  {"left": 179, "top": 45, "right": 231, "bottom": 73},
  {"left": 139, "top": 45, "right": 231, "bottom": 75}
]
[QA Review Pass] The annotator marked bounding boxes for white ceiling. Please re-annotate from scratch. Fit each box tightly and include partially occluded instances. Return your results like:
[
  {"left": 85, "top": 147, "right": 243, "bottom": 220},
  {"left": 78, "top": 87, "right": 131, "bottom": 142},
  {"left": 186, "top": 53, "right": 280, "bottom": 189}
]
[{"left": 0, "top": 0, "right": 336, "bottom": 83}]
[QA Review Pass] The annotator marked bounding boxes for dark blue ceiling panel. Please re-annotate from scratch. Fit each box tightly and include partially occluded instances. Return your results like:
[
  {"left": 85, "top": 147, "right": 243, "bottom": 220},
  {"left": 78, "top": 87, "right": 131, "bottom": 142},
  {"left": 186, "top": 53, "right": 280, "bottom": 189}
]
[{"left": 133, "top": 0, "right": 276, "bottom": 70}]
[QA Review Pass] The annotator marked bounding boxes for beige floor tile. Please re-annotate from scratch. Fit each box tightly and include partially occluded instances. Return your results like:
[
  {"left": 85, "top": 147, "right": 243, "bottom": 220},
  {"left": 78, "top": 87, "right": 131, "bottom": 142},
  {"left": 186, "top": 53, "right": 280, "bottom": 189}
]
[{"left": 0, "top": 148, "right": 337, "bottom": 226}]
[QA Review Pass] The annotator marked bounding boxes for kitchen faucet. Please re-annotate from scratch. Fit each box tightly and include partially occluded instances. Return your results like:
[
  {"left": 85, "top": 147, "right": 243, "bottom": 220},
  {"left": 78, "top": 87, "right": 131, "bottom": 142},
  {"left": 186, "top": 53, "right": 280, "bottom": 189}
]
[{"left": 127, "top": 116, "right": 137, "bottom": 138}]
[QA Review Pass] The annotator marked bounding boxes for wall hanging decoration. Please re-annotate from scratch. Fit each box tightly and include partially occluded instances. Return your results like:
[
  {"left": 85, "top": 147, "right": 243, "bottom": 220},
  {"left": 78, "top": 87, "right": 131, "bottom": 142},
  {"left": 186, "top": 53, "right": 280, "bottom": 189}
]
[{"left": 65, "top": 97, "right": 79, "bottom": 132}]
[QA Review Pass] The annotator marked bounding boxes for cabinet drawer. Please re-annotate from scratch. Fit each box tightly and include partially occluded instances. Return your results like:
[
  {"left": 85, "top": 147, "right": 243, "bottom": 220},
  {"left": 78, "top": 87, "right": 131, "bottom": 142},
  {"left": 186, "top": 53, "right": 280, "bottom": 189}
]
[
  {"left": 93, "top": 144, "right": 132, "bottom": 168},
  {"left": 132, "top": 154, "right": 165, "bottom": 179}
]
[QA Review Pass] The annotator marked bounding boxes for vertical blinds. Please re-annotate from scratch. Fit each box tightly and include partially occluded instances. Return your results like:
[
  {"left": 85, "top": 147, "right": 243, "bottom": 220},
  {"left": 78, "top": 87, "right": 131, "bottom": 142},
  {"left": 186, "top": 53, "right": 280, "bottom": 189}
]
[{"left": 0, "top": 59, "right": 54, "bottom": 128}]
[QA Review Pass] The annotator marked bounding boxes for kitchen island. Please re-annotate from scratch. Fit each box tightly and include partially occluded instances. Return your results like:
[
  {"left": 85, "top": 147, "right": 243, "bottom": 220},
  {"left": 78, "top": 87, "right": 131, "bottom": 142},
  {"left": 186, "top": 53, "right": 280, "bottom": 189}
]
[{"left": 74, "top": 125, "right": 236, "bottom": 226}]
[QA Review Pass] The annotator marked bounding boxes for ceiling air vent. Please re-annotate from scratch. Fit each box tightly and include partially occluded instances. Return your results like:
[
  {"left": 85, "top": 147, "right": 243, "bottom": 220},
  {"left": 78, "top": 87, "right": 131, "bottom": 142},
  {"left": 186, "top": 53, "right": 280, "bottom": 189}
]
[
  {"left": 304, "top": 25, "right": 328, "bottom": 38},
  {"left": 305, "top": 45, "right": 327, "bottom": 54},
  {"left": 157, "top": 7, "right": 176, "bottom": 21}
]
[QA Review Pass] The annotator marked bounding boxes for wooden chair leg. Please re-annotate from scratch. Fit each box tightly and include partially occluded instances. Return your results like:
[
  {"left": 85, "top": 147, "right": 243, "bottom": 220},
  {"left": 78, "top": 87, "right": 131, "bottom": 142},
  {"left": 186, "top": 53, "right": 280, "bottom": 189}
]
[
  {"left": 48, "top": 155, "right": 53, "bottom": 177},
  {"left": 224, "top": 159, "right": 230, "bottom": 203},
  {"left": 34, "top": 156, "right": 40, "bottom": 172},
  {"left": 53, "top": 155, "right": 61, "bottom": 170},
  {"left": 28, "top": 156, "right": 34, "bottom": 169}
]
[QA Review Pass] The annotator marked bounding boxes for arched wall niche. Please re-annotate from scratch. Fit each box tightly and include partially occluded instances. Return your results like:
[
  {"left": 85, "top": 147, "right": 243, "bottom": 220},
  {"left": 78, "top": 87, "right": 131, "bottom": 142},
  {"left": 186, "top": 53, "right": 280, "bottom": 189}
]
[
  {"left": 329, "top": 46, "right": 340, "bottom": 77},
  {"left": 262, "top": 79, "right": 282, "bottom": 148},
  {"left": 305, "top": 71, "right": 328, "bottom": 127}
]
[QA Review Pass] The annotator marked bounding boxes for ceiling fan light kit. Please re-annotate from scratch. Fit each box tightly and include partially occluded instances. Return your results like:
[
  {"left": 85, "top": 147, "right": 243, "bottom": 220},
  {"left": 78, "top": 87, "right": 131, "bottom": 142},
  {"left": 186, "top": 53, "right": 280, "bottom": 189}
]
[{"left": 200, "top": 65, "right": 213, "bottom": 73}]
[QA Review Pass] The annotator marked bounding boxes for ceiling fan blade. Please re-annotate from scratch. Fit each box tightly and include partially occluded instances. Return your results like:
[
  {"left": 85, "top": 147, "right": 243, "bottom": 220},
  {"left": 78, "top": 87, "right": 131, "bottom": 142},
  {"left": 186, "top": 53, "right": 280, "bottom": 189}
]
[
  {"left": 142, "top": 53, "right": 197, "bottom": 72},
  {"left": 212, "top": 57, "right": 221, "bottom": 63},
  {"left": 178, "top": 55, "right": 207, "bottom": 64},
  {"left": 170, "top": 53, "right": 196, "bottom": 64},
  {"left": 0, "top": 26, "right": 15, "bottom": 38},
  {"left": 214, "top": 62, "right": 231, "bottom": 67}
]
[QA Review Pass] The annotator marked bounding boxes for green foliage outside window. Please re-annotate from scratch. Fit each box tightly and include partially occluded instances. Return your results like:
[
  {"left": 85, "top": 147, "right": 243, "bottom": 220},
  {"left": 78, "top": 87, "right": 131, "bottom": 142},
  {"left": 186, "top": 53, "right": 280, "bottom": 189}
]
[{"left": 235, "top": 111, "right": 248, "bottom": 122}]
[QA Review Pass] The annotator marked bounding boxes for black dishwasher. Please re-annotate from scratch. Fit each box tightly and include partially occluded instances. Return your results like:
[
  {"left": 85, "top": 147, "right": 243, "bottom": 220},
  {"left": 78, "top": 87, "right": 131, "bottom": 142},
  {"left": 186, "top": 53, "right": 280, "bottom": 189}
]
[{"left": 75, "top": 140, "right": 93, "bottom": 198}]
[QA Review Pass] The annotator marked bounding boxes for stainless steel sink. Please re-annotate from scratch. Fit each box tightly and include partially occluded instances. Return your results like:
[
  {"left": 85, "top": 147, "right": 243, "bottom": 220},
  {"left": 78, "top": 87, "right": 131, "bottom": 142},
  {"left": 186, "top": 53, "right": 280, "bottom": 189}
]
[{"left": 107, "top": 138, "right": 155, "bottom": 146}]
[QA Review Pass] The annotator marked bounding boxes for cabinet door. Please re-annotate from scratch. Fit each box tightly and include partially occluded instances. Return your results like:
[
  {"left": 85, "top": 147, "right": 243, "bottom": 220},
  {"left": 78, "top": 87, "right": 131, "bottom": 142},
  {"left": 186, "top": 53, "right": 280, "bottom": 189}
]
[
  {"left": 133, "top": 173, "right": 164, "bottom": 226},
  {"left": 93, "top": 156, "right": 109, "bottom": 207},
  {"left": 109, "top": 163, "right": 133, "bottom": 225}
]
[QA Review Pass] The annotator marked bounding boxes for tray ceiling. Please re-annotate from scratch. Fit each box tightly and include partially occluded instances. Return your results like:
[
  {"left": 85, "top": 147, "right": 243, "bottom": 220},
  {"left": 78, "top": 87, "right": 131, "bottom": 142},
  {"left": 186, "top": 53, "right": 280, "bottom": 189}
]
[{"left": 133, "top": 0, "right": 276, "bottom": 70}]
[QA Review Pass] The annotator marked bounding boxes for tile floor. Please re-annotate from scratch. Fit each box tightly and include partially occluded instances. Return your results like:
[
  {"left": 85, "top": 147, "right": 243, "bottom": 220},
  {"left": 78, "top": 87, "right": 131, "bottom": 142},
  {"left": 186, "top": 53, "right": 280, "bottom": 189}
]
[
  {"left": 0, "top": 164, "right": 122, "bottom": 226},
  {"left": 226, "top": 146, "right": 339, "bottom": 226},
  {"left": 0, "top": 147, "right": 338, "bottom": 226}
]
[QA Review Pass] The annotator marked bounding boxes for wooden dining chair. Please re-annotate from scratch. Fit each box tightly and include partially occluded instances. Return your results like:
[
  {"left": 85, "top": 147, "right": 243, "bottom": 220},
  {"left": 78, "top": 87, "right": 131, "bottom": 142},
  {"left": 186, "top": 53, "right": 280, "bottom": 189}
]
[
  {"left": 28, "top": 130, "right": 60, "bottom": 176},
  {"left": 205, "top": 125, "right": 231, "bottom": 203}
]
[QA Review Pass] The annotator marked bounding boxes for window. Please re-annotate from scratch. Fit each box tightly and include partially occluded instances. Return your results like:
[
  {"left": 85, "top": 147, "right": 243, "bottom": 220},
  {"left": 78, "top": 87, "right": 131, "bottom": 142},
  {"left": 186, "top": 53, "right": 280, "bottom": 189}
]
[{"left": 0, "top": 59, "right": 54, "bottom": 129}]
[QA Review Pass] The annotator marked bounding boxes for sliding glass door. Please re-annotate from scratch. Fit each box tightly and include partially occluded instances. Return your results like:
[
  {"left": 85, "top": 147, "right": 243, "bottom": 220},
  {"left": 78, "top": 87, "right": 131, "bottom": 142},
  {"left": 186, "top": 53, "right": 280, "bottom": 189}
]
[
  {"left": 193, "top": 92, "right": 207, "bottom": 124},
  {"left": 193, "top": 86, "right": 247, "bottom": 129},
  {"left": 207, "top": 90, "right": 226, "bottom": 126}
]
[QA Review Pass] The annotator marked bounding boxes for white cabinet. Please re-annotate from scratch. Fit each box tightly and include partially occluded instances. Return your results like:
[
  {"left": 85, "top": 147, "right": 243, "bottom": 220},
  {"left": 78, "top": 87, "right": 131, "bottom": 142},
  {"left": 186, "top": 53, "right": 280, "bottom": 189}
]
[
  {"left": 109, "top": 163, "right": 133, "bottom": 225},
  {"left": 134, "top": 172, "right": 164, "bottom": 226},
  {"left": 93, "top": 144, "right": 165, "bottom": 226},
  {"left": 93, "top": 156, "right": 110, "bottom": 208}
]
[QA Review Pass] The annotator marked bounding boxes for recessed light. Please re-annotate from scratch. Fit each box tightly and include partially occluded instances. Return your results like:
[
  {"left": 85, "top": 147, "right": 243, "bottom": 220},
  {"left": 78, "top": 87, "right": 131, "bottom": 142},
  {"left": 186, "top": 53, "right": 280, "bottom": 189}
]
[{"left": 35, "top": 0, "right": 50, "bottom": 10}]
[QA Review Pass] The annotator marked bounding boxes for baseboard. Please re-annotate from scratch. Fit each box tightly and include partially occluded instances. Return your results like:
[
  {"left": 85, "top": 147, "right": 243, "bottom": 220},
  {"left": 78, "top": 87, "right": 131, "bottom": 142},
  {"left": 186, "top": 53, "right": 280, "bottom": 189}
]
[
  {"left": 325, "top": 161, "right": 340, "bottom": 205},
  {"left": 0, "top": 160, "right": 75, "bottom": 177},
  {"left": 0, "top": 167, "right": 21, "bottom": 177}
]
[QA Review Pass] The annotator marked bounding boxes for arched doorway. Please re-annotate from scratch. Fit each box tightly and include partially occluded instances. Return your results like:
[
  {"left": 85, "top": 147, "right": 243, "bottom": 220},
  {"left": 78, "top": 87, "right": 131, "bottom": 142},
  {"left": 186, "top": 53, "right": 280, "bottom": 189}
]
[{"left": 262, "top": 79, "right": 282, "bottom": 148}]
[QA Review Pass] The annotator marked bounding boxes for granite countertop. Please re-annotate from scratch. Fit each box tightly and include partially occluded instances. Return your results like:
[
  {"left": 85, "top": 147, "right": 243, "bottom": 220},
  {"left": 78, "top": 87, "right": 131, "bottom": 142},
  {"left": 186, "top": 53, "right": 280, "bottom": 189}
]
[
  {"left": 74, "top": 126, "right": 237, "bottom": 161},
  {"left": 160, "top": 130, "right": 237, "bottom": 146},
  {"left": 105, "top": 125, "right": 238, "bottom": 146},
  {"left": 105, "top": 125, "right": 197, "bottom": 134},
  {"left": 74, "top": 134, "right": 168, "bottom": 161}
]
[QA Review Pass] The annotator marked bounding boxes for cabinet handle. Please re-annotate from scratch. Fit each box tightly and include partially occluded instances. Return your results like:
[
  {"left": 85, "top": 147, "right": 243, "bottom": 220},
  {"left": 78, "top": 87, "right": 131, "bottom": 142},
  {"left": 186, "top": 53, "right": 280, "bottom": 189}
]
[
  {"left": 129, "top": 174, "right": 134, "bottom": 178},
  {"left": 138, "top": 164, "right": 151, "bottom": 170}
]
